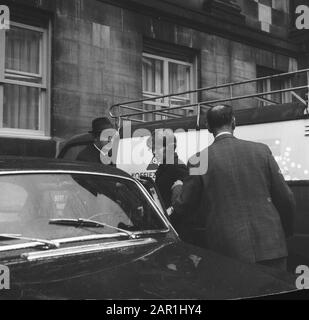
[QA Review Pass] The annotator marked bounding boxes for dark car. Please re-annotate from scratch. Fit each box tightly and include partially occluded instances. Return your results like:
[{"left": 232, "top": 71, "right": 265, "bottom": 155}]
[{"left": 0, "top": 157, "right": 297, "bottom": 300}]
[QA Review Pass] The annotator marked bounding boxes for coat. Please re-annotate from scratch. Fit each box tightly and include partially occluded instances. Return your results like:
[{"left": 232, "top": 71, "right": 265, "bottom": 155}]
[
  {"left": 76, "top": 144, "right": 101, "bottom": 163},
  {"left": 155, "top": 155, "right": 188, "bottom": 209},
  {"left": 154, "top": 154, "right": 190, "bottom": 239},
  {"left": 174, "top": 134, "right": 296, "bottom": 263}
]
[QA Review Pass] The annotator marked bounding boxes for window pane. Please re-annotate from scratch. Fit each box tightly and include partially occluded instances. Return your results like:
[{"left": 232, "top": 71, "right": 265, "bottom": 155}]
[
  {"left": 270, "top": 78, "right": 283, "bottom": 104},
  {"left": 142, "top": 103, "right": 161, "bottom": 122},
  {"left": 3, "top": 84, "right": 39, "bottom": 130},
  {"left": 169, "top": 62, "right": 191, "bottom": 95},
  {"left": 5, "top": 26, "right": 41, "bottom": 75},
  {"left": 142, "top": 55, "right": 193, "bottom": 121},
  {"left": 169, "top": 63, "right": 191, "bottom": 117},
  {"left": 142, "top": 56, "right": 163, "bottom": 94},
  {"left": 256, "top": 66, "right": 292, "bottom": 106}
]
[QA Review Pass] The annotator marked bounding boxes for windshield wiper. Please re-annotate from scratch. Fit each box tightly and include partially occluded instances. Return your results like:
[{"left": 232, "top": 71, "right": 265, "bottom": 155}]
[
  {"left": 0, "top": 234, "right": 60, "bottom": 250},
  {"left": 49, "top": 218, "right": 139, "bottom": 239}
]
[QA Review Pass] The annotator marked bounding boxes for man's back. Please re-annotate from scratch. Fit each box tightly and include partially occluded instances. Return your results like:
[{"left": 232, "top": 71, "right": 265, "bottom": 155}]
[
  {"left": 175, "top": 134, "right": 295, "bottom": 264},
  {"left": 205, "top": 135, "right": 274, "bottom": 218},
  {"left": 76, "top": 144, "right": 101, "bottom": 163}
]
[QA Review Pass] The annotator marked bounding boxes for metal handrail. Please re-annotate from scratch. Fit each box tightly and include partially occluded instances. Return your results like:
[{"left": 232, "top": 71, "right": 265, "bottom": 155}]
[
  {"left": 109, "top": 68, "right": 309, "bottom": 124},
  {"left": 119, "top": 104, "right": 182, "bottom": 118},
  {"left": 112, "top": 85, "right": 309, "bottom": 119}
]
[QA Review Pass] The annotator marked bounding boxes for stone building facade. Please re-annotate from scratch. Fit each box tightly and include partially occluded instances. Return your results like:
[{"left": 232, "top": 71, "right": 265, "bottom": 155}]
[{"left": 0, "top": 0, "right": 307, "bottom": 157}]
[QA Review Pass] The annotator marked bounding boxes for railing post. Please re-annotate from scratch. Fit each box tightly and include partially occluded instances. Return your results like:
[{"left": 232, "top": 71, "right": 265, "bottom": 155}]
[
  {"left": 197, "top": 103, "right": 201, "bottom": 129},
  {"left": 230, "top": 84, "right": 233, "bottom": 100},
  {"left": 117, "top": 109, "right": 121, "bottom": 130}
]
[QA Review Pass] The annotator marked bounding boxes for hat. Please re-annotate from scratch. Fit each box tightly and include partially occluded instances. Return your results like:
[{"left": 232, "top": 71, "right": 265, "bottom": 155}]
[{"left": 89, "top": 117, "right": 114, "bottom": 135}]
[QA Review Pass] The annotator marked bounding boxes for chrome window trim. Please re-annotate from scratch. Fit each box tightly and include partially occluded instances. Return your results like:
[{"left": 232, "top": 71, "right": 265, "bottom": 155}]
[
  {"left": 0, "top": 170, "right": 173, "bottom": 252},
  {"left": 21, "top": 237, "right": 157, "bottom": 262},
  {"left": 134, "top": 178, "right": 179, "bottom": 236}
]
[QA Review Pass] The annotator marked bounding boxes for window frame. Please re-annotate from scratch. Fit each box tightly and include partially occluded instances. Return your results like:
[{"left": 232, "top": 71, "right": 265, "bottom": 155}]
[
  {"left": 0, "top": 21, "right": 51, "bottom": 139},
  {"left": 256, "top": 65, "right": 293, "bottom": 107},
  {"left": 142, "top": 52, "right": 196, "bottom": 121}
]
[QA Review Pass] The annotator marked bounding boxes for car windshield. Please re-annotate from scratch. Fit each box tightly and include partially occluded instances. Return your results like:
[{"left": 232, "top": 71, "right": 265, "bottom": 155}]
[{"left": 0, "top": 173, "right": 167, "bottom": 244}]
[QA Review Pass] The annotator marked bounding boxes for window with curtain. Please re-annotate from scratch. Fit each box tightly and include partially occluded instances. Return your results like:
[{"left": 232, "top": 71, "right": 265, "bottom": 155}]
[
  {"left": 256, "top": 66, "right": 292, "bottom": 107},
  {"left": 0, "top": 22, "right": 49, "bottom": 136},
  {"left": 142, "top": 53, "right": 194, "bottom": 122}
]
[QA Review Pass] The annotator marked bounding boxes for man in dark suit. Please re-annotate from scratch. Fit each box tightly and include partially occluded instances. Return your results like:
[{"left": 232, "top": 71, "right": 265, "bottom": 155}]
[
  {"left": 77, "top": 117, "right": 117, "bottom": 165},
  {"left": 173, "top": 105, "right": 295, "bottom": 270},
  {"left": 147, "top": 129, "right": 189, "bottom": 239},
  {"left": 147, "top": 129, "right": 188, "bottom": 209}
]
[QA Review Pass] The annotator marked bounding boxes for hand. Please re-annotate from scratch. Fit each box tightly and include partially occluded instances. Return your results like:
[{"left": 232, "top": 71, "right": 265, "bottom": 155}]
[{"left": 166, "top": 206, "right": 174, "bottom": 217}]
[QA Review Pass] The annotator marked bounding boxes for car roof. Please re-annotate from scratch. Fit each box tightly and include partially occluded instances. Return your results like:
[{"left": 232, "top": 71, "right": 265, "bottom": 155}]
[{"left": 0, "top": 156, "right": 132, "bottom": 179}]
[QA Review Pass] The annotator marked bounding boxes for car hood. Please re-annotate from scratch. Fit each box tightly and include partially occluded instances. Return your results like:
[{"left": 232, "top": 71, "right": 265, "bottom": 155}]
[
  {"left": 3, "top": 238, "right": 297, "bottom": 299},
  {"left": 126, "top": 240, "right": 297, "bottom": 299}
]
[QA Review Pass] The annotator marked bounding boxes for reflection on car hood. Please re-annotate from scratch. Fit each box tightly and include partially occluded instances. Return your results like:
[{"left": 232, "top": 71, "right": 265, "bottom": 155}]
[
  {"left": 4, "top": 238, "right": 296, "bottom": 300},
  {"left": 131, "top": 240, "right": 296, "bottom": 299}
]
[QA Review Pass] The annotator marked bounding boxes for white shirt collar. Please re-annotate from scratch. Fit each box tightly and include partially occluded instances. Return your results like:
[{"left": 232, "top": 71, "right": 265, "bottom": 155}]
[{"left": 215, "top": 131, "right": 233, "bottom": 139}]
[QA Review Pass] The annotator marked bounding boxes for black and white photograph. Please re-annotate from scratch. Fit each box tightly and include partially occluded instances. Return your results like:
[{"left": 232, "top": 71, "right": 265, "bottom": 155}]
[{"left": 0, "top": 0, "right": 309, "bottom": 303}]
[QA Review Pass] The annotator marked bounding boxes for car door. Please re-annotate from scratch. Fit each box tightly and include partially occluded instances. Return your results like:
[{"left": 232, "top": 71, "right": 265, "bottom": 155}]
[{"left": 0, "top": 171, "right": 173, "bottom": 299}]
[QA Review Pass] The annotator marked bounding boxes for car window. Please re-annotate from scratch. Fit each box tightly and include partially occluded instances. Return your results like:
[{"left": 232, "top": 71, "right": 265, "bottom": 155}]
[
  {"left": 0, "top": 173, "right": 167, "bottom": 242},
  {"left": 0, "top": 183, "right": 28, "bottom": 223}
]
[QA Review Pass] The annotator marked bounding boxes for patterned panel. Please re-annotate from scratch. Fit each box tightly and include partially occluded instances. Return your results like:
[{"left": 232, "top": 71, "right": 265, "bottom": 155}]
[{"left": 240, "top": 0, "right": 289, "bottom": 33}]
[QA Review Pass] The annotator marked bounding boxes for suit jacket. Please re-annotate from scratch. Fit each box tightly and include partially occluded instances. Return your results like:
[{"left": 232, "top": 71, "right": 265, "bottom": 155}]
[
  {"left": 155, "top": 154, "right": 188, "bottom": 209},
  {"left": 155, "top": 155, "right": 190, "bottom": 239},
  {"left": 174, "top": 134, "right": 296, "bottom": 263}
]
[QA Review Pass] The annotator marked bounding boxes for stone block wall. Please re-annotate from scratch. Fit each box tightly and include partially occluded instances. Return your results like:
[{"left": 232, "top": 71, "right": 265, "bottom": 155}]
[{"left": 0, "top": 0, "right": 300, "bottom": 156}]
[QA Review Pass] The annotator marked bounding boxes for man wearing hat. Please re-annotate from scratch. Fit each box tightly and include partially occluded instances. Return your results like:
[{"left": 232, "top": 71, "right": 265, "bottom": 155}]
[{"left": 77, "top": 117, "right": 117, "bottom": 165}]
